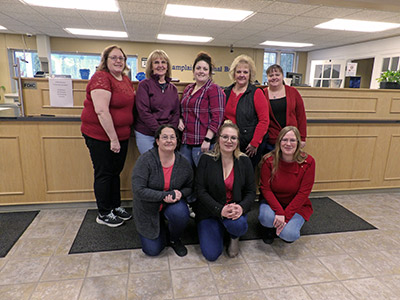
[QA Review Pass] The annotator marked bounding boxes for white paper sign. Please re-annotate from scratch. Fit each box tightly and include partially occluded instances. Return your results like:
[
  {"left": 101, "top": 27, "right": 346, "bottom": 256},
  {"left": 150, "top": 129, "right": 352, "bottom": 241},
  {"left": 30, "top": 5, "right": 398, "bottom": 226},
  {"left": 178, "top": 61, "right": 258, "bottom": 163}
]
[
  {"left": 346, "top": 63, "right": 357, "bottom": 77},
  {"left": 49, "top": 78, "right": 73, "bottom": 107}
]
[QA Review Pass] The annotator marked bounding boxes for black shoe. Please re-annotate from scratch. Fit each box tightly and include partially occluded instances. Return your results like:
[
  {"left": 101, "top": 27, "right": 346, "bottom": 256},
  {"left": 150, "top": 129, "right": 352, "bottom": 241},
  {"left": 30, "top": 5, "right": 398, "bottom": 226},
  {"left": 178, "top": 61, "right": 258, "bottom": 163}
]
[
  {"left": 262, "top": 227, "right": 276, "bottom": 244},
  {"left": 113, "top": 207, "right": 132, "bottom": 221},
  {"left": 170, "top": 239, "right": 188, "bottom": 257},
  {"left": 96, "top": 212, "right": 124, "bottom": 227}
]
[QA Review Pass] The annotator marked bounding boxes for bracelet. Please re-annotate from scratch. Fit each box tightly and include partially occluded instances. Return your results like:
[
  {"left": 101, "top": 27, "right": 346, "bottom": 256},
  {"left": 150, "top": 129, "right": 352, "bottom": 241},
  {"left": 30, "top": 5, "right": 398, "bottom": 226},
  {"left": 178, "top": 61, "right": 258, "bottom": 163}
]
[{"left": 204, "top": 137, "right": 212, "bottom": 143}]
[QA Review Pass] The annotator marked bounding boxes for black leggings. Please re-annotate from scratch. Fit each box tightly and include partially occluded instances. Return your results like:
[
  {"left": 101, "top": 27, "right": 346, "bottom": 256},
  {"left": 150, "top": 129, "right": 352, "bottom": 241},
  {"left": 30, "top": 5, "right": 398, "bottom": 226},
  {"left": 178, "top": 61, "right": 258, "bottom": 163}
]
[{"left": 84, "top": 134, "right": 129, "bottom": 215}]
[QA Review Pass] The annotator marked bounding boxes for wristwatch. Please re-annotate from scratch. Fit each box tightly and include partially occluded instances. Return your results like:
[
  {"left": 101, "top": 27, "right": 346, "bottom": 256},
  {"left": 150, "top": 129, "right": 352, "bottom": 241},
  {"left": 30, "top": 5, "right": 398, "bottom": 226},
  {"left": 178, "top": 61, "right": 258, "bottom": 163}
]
[{"left": 204, "top": 137, "right": 212, "bottom": 143}]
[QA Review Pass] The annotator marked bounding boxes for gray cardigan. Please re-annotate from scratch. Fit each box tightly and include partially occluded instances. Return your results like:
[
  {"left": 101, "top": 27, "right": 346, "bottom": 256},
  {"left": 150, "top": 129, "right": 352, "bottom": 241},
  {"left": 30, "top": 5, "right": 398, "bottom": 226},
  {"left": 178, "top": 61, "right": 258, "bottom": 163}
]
[{"left": 131, "top": 147, "right": 193, "bottom": 239}]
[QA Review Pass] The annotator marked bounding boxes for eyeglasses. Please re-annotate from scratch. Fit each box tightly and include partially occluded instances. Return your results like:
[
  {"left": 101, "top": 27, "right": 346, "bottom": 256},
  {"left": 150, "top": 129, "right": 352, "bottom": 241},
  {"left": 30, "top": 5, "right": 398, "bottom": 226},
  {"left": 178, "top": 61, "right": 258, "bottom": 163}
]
[
  {"left": 108, "top": 56, "right": 125, "bottom": 61},
  {"left": 220, "top": 135, "right": 238, "bottom": 142},
  {"left": 281, "top": 138, "right": 297, "bottom": 144},
  {"left": 160, "top": 135, "right": 177, "bottom": 141}
]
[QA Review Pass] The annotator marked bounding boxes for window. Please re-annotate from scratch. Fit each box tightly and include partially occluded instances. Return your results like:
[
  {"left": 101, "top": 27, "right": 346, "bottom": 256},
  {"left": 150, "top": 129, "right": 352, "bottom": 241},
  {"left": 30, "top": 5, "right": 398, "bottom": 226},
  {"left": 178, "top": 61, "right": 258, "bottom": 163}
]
[
  {"left": 13, "top": 51, "right": 41, "bottom": 77},
  {"left": 51, "top": 53, "right": 138, "bottom": 80},
  {"left": 10, "top": 49, "right": 138, "bottom": 80},
  {"left": 263, "top": 51, "right": 295, "bottom": 84},
  {"left": 280, "top": 53, "right": 295, "bottom": 78},
  {"left": 312, "top": 63, "right": 342, "bottom": 87},
  {"left": 262, "top": 52, "right": 277, "bottom": 84}
]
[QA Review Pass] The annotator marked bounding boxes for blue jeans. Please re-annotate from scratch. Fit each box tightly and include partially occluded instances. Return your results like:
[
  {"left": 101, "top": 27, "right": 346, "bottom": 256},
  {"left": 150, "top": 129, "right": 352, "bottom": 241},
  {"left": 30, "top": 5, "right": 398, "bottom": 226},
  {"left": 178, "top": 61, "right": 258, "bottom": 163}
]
[
  {"left": 197, "top": 215, "right": 248, "bottom": 261},
  {"left": 258, "top": 203, "right": 305, "bottom": 242},
  {"left": 134, "top": 130, "right": 155, "bottom": 155},
  {"left": 180, "top": 144, "right": 203, "bottom": 168},
  {"left": 139, "top": 200, "right": 189, "bottom": 256}
]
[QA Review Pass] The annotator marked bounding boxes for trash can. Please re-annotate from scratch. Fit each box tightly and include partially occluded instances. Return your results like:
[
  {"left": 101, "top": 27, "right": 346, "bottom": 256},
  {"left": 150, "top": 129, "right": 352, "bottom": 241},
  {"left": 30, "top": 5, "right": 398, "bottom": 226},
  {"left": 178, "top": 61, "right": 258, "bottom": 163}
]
[{"left": 79, "top": 69, "right": 90, "bottom": 80}]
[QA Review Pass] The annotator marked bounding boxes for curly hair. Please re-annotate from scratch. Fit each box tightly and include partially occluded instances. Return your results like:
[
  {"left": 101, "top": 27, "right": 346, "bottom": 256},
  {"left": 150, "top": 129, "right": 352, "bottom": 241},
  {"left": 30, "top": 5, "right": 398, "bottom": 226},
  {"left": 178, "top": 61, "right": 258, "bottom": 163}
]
[
  {"left": 97, "top": 45, "right": 130, "bottom": 75},
  {"left": 228, "top": 54, "right": 256, "bottom": 84}
]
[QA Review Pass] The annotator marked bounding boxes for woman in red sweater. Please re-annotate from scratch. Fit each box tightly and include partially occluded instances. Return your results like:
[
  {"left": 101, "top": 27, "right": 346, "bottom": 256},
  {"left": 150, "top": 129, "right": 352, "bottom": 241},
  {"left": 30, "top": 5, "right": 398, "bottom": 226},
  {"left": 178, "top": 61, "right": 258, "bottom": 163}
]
[
  {"left": 263, "top": 64, "right": 307, "bottom": 151},
  {"left": 81, "top": 45, "right": 135, "bottom": 227},
  {"left": 258, "top": 126, "right": 315, "bottom": 243}
]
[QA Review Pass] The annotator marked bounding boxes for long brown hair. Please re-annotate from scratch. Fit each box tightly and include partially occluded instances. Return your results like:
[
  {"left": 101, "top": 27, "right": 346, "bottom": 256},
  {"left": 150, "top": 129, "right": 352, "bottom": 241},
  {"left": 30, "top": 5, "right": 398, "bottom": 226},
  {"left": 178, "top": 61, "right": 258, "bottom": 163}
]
[
  {"left": 97, "top": 45, "right": 130, "bottom": 75},
  {"left": 207, "top": 120, "right": 246, "bottom": 160},
  {"left": 262, "top": 126, "right": 307, "bottom": 178}
]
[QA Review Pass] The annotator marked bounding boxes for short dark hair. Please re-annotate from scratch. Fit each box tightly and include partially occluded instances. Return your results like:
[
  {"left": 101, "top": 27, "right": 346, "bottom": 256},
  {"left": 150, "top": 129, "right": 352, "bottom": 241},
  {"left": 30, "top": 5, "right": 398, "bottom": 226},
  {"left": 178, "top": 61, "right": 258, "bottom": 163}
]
[
  {"left": 153, "top": 124, "right": 180, "bottom": 148},
  {"left": 193, "top": 52, "right": 213, "bottom": 77},
  {"left": 266, "top": 64, "right": 284, "bottom": 76}
]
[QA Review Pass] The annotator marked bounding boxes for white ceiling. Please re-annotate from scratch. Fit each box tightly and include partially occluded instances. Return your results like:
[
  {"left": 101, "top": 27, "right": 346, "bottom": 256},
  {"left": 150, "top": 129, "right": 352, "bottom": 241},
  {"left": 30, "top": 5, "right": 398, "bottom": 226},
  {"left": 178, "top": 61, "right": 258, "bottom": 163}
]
[{"left": 1, "top": 0, "right": 400, "bottom": 51}]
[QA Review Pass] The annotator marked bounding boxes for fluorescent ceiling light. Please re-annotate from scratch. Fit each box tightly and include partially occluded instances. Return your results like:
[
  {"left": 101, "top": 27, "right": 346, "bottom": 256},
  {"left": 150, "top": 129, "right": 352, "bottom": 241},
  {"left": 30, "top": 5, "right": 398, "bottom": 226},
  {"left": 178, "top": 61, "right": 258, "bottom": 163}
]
[
  {"left": 20, "top": 0, "right": 119, "bottom": 12},
  {"left": 315, "top": 18, "right": 400, "bottom": 32},
  {"left": 165, "top": 4, "right": 253, "bottom": 22},
  {"left": 65, "top": 28, "right": 127, "bottom": 38},
  {"left": 260, "top": 41, "right": 313, "bottom": 47},
  {"left": 158, "top": 34, "right": 213, "bottom": 43},
  {"left": 0, "top": 26, "right": 7, "bottom": 30}
]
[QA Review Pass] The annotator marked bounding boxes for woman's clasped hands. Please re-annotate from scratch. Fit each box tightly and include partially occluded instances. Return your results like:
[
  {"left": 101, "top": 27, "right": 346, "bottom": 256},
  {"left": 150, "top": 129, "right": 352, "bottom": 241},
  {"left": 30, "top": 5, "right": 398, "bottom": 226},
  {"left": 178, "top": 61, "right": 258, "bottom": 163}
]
[
  {"left": 273, "top": 215, "right": 287, "bottom": 236},
  {"left": 163, "top": 190, "right": 182, "bottom": 203},
  {"left": 221, "top": 203, "right": 243, "bottom": 220}
]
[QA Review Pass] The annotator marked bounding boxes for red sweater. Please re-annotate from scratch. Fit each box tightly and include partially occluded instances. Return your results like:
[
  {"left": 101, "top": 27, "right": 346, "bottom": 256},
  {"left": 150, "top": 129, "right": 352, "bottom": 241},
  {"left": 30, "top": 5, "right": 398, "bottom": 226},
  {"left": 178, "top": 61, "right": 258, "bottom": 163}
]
[
  {"left": 81, "top": 71, "right": 135, "bottom": 141},
  {"left": 260, "top": 154, "right": 315, "bottom": 221},
  {"left": 263, "top": 85, "right": 307, "bottom": 144},
  {"left": 224, "top": 88, "right": 269, "bottom": 147}
]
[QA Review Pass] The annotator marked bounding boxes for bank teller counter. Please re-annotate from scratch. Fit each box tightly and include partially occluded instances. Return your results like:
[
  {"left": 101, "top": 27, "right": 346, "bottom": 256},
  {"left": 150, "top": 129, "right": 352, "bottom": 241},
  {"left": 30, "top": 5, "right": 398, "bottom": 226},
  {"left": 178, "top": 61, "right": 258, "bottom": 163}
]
[{"left": 1, "top": 78, "right": 400, "bottom": 206}]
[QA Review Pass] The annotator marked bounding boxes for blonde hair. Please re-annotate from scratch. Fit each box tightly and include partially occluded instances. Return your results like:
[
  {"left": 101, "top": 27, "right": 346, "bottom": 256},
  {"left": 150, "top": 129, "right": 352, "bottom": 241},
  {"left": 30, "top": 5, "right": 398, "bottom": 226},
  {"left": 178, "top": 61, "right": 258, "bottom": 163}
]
[
  {"left": 145, "top": 50, "right": 172, "bottom": 79},
  {"left": 207, "top": 120, "right": 246, "bottom": 160},
  {"left": 229, "top": 54, "right": 256, "bottom": 83},
  {"left": 262, "top": 126, "right": 307, "bottom": 178},
  {"left": 97, "top": 45, "right": 130, "bottom": 75}
]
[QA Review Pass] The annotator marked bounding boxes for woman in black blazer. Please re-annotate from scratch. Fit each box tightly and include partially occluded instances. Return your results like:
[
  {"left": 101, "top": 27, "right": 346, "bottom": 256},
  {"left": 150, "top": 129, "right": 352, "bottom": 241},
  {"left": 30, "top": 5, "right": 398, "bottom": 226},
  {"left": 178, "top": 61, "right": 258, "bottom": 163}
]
[{"left": 194, "top": 120, "right": 256, "bottom": 261}]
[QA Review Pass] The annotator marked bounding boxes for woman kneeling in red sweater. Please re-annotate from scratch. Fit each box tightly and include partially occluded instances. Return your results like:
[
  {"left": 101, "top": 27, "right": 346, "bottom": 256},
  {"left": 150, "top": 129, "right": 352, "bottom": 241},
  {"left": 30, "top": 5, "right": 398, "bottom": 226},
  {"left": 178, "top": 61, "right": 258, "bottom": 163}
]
[{"left": 258, "top": 126, "right": 315, "bottom": 244}]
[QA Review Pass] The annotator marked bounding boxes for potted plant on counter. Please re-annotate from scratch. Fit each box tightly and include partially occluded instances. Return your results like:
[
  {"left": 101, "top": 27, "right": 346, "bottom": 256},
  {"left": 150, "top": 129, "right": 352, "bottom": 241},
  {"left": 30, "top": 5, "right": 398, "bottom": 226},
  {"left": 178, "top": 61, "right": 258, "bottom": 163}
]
[{"left": 377, "top": 70, "right": 400, "bottom": 89}]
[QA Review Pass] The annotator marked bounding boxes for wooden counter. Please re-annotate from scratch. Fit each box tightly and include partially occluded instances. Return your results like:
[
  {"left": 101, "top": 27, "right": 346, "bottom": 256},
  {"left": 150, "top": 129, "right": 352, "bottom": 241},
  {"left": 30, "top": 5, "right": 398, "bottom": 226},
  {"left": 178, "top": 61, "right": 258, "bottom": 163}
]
[{"left": 0, "top": 78, "right": 399, "bottom": 206}]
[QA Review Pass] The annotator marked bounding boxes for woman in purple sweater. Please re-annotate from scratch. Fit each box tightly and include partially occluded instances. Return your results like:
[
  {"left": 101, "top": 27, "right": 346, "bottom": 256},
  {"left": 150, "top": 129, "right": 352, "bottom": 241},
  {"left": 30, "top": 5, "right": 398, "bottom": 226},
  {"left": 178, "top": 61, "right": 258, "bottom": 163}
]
[{"left": 134, "top": 50, "right": 180, "bottom": 154}]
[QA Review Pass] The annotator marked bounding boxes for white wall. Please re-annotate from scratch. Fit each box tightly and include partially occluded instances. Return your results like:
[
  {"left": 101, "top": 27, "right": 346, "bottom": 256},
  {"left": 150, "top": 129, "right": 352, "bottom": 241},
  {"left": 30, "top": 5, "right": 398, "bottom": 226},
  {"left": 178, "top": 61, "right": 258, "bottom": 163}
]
[{"left": 306, "top": 35, "right": 400, "bottom": 89}]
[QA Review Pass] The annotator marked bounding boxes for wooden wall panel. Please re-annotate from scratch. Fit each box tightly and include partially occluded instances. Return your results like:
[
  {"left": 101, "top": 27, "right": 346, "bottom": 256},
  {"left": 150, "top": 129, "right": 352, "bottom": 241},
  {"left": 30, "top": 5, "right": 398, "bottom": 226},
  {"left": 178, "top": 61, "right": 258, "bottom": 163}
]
[
  {"left": 304, "top": 96, "right": 378, "bottom": 114},
  {"left": 390, "top": 97, "right": 400, "bottom": 114},
  {"left": 384, "top": 135, "right": 400, "bottom": 180},
  {"left": 0, "top": 136, "right": 24, "bottom": 195}
]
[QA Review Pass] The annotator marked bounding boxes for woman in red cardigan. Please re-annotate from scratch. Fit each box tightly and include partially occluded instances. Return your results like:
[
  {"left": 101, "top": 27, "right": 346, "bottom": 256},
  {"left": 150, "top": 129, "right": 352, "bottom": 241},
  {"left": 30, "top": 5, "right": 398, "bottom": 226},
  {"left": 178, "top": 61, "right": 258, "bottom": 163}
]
[
  {"left": 263, "top": 64, "right": 307, "bottom": 151},
  {"left": 258, "top": 126, "right": 315, "bottom": 244}
]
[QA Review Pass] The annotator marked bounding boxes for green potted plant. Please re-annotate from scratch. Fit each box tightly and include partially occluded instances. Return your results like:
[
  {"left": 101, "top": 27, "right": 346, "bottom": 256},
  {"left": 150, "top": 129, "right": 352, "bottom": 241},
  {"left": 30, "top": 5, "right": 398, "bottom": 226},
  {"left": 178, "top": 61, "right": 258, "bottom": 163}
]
[
  {"left": 0, "top": 85, "right": 5, "bottom": 102},
  {"left": 377, "top": 70, "right": 400, "bottom": 89}
]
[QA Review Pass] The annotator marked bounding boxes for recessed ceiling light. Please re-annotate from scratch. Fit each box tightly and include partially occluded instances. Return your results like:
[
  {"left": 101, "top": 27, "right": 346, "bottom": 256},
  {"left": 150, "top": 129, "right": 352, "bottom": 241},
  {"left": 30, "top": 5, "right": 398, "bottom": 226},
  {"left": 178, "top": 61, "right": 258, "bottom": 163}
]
[
  {"left": 157, "top": 34, "right": 213, "bottom": 43},
  {"left": 20, "top": 0, "right": 119, "bottom": 12},
  {"left": 165, "top": 4, "right": 253, "bottom": 22},
  {"left": 65, "top": 28, "right": 127, "bottom": 38},
  {"left": 315, "top": 18, "right": 400, "bottom": 32},
  {"left": 260, "top": 41, "right": 313, "bottom": 47},
  {"left": 0, "top": 26, "right": 7, "bottom": 30}
]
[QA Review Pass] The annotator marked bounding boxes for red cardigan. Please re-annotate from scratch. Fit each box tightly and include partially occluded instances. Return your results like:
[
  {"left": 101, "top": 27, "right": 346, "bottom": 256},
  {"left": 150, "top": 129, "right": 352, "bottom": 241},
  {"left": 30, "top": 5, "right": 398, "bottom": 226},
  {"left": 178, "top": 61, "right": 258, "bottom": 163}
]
[
  {"left": 260, "top": 154, "right": 315, "bottom": 221},
  {"left": 263, "top": 85, "right": 307, "bottom": 144}
]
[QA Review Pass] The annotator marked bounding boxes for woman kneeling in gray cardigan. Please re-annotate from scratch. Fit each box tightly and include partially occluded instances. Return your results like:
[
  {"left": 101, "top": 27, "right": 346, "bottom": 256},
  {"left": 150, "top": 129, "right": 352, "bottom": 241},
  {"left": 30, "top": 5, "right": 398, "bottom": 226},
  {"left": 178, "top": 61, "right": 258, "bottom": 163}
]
[{"left": 132, "top": 124, "right": 193, "bottom": 257}]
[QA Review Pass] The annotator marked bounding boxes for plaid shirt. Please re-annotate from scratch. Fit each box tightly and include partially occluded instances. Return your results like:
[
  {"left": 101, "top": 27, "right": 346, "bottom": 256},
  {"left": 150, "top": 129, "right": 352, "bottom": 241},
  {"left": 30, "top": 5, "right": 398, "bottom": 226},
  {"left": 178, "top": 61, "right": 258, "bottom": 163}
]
[{"left": 181, "top": 79, "right": 225, "bottom": 145}]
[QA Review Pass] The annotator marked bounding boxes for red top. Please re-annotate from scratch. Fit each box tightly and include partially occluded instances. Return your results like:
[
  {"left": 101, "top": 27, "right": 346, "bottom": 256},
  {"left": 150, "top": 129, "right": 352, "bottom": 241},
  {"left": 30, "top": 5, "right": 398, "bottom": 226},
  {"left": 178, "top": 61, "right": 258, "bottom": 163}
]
[
  {"left": 81, "top": 71, "right": 135, "bottom": 141},
  {"left": 163, "top": 164, "right": 174, "bottom": 191},
  {"left": 263, "top": 85, "right": 307, "bottom": 144},
  {"left": 224, "top": 88, "right": 269, "bottom": 147},
  {"left": 260, "top": 154, "right": 315, "bottom": 221},
  {"left": 224, "top": 167, "right": 234, "bottom": 204}
]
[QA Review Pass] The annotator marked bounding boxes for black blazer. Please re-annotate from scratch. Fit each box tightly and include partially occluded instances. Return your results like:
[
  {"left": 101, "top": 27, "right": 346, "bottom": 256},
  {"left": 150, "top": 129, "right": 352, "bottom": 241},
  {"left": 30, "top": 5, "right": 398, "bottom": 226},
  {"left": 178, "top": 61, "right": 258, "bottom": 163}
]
[{"left": 194, "top": 154, "right": 256, "bottom": 221}]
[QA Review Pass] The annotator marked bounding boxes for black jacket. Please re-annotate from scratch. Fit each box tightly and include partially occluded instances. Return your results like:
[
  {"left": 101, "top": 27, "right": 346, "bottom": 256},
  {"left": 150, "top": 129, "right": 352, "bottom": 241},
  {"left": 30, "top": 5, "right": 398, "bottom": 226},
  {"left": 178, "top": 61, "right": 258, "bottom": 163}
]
[
  {"left": 225, "top": 83, "right": 260, "bottom": 151},
  {"left": 194, "top": 154, "right": 256, "bottom": 221}
]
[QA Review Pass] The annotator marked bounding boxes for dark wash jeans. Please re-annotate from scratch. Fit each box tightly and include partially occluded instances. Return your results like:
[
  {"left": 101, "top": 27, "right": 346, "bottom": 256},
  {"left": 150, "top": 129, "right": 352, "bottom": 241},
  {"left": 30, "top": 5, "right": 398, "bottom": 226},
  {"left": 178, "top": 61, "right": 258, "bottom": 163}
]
[{"left": 83, "top": 134, "right": 129, "bottom": 215}]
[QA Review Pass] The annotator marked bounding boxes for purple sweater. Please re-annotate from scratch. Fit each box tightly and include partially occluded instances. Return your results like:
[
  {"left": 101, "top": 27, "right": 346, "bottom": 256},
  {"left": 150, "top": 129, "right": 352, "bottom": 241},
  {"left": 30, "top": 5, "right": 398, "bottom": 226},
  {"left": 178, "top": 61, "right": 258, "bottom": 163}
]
[{"left": 134, "top": 75, "right": 180, "bottom": 136}]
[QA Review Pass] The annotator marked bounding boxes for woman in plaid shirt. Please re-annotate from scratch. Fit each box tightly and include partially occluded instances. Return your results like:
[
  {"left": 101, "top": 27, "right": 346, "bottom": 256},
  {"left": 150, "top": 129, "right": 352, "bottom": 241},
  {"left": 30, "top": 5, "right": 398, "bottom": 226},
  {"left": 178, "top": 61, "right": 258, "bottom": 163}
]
[{"left": 178, "top": 52, "right": 226, "bottom": 168}]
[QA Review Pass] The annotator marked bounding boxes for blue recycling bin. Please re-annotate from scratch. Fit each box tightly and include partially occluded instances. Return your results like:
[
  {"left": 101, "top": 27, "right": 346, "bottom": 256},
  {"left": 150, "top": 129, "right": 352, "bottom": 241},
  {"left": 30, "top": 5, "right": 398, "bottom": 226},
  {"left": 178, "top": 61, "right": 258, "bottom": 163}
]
[{"left": 79, "top": 69, "right": 90, "bottom": 79}]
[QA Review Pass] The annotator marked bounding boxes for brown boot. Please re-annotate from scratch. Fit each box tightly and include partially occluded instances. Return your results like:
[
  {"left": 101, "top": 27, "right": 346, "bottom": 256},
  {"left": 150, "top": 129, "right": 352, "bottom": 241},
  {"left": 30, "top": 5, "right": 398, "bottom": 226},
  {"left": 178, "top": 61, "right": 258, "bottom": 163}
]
[{"left": 227, "top": 238, "right": 239, "bottom": 258}]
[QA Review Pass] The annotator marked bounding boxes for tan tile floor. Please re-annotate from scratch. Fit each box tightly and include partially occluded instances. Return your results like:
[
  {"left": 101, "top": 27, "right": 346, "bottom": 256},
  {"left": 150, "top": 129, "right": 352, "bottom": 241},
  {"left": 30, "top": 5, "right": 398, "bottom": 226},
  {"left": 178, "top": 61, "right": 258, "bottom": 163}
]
[{"left": 1, "top": 192, "right": 400, "bottom": 299}]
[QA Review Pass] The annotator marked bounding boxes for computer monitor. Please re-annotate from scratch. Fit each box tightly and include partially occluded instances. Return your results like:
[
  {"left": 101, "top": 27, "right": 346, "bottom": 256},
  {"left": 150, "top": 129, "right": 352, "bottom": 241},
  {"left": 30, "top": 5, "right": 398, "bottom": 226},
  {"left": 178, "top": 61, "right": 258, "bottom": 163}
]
[{"left": 286, "top": 72, "right": 303, "bottom": 86}]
